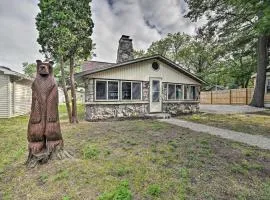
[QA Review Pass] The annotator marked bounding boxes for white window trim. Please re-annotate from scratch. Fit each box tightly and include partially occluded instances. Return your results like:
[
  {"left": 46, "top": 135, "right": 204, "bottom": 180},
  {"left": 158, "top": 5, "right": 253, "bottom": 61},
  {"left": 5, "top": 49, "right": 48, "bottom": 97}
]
[
  {"left": 121, "top": 81, "right": 143, "bottom": 101},
  {"left": 167, "top": 83, "right": 184, "bottom": 101},
  {"left": 184, "top": 85, "right": 198, "bottom": 100},
  {"left": 95, "top": 79, "right": 120, "bottom": 101},
  {"left": 94, "top": 79, "right": 143, "bottom": 102}
]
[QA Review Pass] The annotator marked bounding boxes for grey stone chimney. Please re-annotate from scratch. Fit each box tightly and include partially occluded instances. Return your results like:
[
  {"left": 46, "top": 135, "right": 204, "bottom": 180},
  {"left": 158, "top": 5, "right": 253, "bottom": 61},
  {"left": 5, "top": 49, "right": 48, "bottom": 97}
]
[{"left": 116, "top": 35, "right": 134, "bottom": 63}]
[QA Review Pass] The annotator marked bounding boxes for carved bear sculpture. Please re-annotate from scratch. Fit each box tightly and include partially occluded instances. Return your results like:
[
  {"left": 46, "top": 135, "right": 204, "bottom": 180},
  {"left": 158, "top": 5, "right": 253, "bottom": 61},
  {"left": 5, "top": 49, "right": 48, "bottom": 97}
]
[{"left": 27, "top": 60, "right": 63, "bottom": 158}]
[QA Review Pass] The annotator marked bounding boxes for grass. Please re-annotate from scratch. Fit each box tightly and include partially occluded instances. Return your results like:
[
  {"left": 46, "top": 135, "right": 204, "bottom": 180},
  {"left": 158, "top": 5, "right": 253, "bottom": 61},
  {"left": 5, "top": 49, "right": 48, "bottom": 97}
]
[
  {"left": 178, "top": 111, "right": 270, "bottom": 137},
  {"left": 0, "top": 104, "right": 270, "bottom": 199}
]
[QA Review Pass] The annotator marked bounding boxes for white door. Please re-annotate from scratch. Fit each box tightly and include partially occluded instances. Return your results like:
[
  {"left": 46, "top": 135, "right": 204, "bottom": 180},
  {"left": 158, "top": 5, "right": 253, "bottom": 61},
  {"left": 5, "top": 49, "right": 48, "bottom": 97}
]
[{"left": 150, "top": 78, "right": 162, "bottom": 113}]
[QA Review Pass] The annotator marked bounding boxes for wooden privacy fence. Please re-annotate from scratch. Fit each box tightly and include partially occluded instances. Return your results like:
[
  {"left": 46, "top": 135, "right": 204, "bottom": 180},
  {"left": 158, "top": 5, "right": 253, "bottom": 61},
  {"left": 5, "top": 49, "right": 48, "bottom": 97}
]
[{"left": 200, "top": 88, "right": 255, "bottom": 105}]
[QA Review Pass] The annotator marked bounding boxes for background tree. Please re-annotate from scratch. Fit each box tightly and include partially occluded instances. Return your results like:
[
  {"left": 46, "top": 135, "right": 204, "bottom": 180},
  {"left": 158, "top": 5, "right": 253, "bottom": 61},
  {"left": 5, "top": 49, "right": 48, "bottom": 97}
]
[
  {"left": 22, "top": 62, "right": 36, "bottom": 78},
  {"left": 36, "top": 0, "right": 94, "bottom": 122},
  {"left": 184, "top": 0, "right": 270, "bottom": 107}
]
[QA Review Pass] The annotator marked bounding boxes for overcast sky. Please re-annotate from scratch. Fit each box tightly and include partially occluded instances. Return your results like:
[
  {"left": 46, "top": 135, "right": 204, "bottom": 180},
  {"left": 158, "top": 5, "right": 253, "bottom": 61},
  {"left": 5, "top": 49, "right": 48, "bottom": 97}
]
[{"left": 0, "top": 0, "right": 200, "bottom": 73}]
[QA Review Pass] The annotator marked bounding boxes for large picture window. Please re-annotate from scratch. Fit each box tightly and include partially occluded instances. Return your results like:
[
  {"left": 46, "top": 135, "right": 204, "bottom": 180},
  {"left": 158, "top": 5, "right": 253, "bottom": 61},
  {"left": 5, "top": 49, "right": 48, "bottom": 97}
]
[
  {"left": 122, "top": 81, "right": 142, "bottom": 100},
  {"left": 96, "top": 80, "right": 119, "bottom": 100}
]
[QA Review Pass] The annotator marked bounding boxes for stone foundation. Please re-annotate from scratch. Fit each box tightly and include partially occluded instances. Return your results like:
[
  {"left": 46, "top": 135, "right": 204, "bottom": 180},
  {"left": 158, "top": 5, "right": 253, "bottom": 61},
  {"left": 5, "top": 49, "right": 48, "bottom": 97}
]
[
  {"left": 86, "top": 102, "right": 199, "bottom": 121},
  {"left": 162, "top": 102, "right": 199, "bottom": 115},
  {"left": 85, "top": 103, "right": 149, "bottom": 121}
]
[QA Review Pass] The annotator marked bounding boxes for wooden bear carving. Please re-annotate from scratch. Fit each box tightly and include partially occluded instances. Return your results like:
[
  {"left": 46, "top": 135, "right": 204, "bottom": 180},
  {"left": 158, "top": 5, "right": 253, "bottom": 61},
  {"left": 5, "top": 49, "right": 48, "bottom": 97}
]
[{"left": 27, "top": 60, "right": 63, "bottom": 165}]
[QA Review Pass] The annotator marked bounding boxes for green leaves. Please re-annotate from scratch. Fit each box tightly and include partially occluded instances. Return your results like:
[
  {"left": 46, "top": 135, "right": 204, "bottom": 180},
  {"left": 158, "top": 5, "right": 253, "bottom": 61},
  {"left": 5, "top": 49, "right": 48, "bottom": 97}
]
[{"left": 36, "top": 0, "right": 94, "bottom": 61}]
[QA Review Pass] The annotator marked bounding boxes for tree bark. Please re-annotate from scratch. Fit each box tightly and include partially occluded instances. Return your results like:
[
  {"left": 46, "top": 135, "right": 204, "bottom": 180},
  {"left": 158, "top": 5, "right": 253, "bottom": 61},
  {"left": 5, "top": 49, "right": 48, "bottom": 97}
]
[
  {"left": 69, "top": 56, "right": 78, "bottom": 123},
  {"left": 250, "top": 35, "right": 268, "bottom": 107},
  {"left": 59, "top": 57, "right": 72, "bottom": 123}
]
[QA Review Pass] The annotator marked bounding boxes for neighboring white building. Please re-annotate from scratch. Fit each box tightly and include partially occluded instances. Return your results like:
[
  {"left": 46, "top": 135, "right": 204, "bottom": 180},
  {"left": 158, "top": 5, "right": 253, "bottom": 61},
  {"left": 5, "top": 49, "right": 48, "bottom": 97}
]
[
  {"left": 0, "top": 66, "right": 33, "bottom": 118},
  {"left": 76, "top": 35, "right": 204, "bottom": 121}
]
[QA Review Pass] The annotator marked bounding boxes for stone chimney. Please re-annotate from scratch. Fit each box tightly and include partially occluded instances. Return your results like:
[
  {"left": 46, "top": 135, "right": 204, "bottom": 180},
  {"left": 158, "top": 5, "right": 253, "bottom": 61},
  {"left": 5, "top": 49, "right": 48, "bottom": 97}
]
[{"left": 116, "top": 35, "right": 134, "bottom": 63}]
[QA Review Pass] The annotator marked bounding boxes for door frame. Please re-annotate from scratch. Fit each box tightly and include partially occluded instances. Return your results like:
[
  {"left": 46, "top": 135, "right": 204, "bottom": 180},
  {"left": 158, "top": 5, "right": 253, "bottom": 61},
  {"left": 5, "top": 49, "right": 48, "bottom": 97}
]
[{"left": 149, "top": 77, "right": 162, "bottom": 113}]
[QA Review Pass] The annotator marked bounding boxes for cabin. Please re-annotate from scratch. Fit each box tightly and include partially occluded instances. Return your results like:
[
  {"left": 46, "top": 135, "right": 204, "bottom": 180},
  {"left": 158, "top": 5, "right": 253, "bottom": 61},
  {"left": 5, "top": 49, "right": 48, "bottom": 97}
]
[
  {"left": 0, "top": 66, "right": 32, "bottom": 118},
  {"left": 251, "top": 66, "right": 270, "bottom": 107},
  {"left": 76, "top": 35, "right": 204, "bottom": 121}
]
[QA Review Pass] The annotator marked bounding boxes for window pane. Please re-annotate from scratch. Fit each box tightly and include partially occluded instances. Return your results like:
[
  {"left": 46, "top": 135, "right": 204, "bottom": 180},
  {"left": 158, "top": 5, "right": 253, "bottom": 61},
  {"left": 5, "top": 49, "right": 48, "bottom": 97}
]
[
  {"left": 132, "top": 82, "right": 141, "bottom": 100},
  {"left": 152, "top": 80, "right": 160, "bottom": 92},
  {"left": 96, "top": 81, "right": 107, "bottom": 100},
  {"left": 122, "top": 82, "right": 131, "bottom": 100},
  {"left": 176, "top": 85, "right": 183, "bottom": 99},
  {"left": 108, "top": 81, "right": 118, "bottom": 100},
  {"left": 168, "top": 84, "right": 175, "bottom": 100},
  {"left": 184, "top": 85, "right": 188, "bottom": 99},
  {"left": 190, "top": 86, "right": 196, "bottom": 100}
]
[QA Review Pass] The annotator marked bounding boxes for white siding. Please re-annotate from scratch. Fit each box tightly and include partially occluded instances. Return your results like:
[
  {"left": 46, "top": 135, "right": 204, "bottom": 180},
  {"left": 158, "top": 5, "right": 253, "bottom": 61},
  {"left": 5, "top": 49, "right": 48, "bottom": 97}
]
[
  {"left": 86, "top": 60, "right": 200, "bottom": 85},
  {"left": 14, "top": 80, "right": 32, "bottom": 116},
  {"left": 0, "top": 74, "right": 9, "bottom": 118},
  {"left": 9, "top": 81, "right": 14, "bottom": 117}
]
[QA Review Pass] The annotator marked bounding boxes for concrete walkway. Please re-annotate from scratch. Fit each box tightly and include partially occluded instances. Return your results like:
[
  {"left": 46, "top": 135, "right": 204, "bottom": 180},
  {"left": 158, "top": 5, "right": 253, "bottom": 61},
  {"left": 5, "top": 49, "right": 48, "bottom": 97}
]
[
  {"left": 159, "top": 118, "right": 270, "bottom": 150},
  {"left": 200, "top": 105, "right": 266, "bottom": 114}
]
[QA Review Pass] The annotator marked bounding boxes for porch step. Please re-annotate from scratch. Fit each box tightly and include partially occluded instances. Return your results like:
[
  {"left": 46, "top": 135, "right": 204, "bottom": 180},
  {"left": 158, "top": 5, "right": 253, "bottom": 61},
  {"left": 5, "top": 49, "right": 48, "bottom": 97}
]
[{"left": 145, "top": 113, "right": 171, "bottom": 119}]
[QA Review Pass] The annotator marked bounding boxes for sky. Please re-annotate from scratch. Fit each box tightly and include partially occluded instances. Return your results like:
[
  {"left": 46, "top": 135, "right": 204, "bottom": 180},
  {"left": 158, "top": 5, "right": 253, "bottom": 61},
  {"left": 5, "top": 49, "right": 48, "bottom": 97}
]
[{"left": 0, "top": 0, "right": 200, "bottom": 73}]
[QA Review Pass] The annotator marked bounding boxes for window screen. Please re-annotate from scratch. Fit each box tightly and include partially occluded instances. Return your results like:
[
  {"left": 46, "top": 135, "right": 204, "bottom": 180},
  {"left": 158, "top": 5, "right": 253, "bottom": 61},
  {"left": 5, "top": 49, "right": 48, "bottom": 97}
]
[
  {"left": 122, "top": 82, "right": 131, "bottom": 100},
  {"left": 168, "top": 84, "right": 175, "bottom": 100},
  {"left": 96, "top": 81, "right": 107, "bottom": 100},
  {"left": 132, "top": 82, "right": 141, "bottom": 100},
  {"left": 108, "top": 81, "right": 118, "bottom": 100},
  {"left": 176, "top": 85, "right": 183, "bottom": 100}
]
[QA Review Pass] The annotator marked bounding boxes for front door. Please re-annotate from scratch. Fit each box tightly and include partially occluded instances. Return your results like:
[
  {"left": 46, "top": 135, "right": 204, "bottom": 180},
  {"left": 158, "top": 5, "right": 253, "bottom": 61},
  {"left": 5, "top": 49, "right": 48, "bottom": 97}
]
[{"left": 150, "top": 78, "right": 162, "bottom": 113}]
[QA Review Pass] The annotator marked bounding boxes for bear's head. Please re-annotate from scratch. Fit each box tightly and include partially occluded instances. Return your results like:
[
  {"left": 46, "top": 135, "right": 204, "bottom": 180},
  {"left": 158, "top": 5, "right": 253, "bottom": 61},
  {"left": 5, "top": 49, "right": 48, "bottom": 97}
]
[{"left": 36, "top": 60, "right": 54, "bottom": 77}]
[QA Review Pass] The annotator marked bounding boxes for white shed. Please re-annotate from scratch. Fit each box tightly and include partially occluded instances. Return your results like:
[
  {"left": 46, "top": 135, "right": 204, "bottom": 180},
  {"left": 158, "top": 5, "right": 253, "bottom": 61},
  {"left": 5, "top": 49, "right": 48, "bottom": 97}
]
[{"left": 0, "top": 66, "right": 33, "bottom": 118}]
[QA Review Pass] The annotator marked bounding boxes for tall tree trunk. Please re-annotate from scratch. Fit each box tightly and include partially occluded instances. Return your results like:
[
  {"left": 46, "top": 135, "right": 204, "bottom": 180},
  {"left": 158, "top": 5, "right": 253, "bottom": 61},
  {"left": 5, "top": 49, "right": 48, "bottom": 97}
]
[
  {"left": 250, "top": 35, "right": 268, "bottom": 107},
  {"left": 69, "top": 56, "right": 78, "bottom": 123},
  {"left": 60, "top": 57, "right": 72, "bottom": 123}
]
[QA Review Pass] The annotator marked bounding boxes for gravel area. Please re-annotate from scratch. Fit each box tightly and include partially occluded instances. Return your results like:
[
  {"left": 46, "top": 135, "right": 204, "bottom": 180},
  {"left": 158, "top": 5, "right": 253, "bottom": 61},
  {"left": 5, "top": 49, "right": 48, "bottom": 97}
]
[
  {"left": 159, "top": 118, "right": 270, "bottom": 150},
  {"left": 200, "top": 105, "right": 266, "bottom": 114}
]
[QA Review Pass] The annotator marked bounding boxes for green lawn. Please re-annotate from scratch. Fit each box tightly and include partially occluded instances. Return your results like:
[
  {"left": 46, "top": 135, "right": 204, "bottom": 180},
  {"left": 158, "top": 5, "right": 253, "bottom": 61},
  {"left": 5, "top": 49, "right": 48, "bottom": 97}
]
[
  {"left": 178, "top": 111, "right": 270, "bottom": 138},
  {"left": 0, "top": 105, "right": 270, "bottom": 199}
]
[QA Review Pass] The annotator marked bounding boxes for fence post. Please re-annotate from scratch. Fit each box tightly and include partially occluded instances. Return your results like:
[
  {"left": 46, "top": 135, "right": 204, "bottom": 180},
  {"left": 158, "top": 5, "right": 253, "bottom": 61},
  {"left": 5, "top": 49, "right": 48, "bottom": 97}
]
[
  {"left": 229, "top": 90, "right": 231, "bottom": 104},
  {"left": 210, "top": 91, "right": 213, "bottom": 104},
  {"left": 246, "top": 88, "right": 248, "bottom": 105}
]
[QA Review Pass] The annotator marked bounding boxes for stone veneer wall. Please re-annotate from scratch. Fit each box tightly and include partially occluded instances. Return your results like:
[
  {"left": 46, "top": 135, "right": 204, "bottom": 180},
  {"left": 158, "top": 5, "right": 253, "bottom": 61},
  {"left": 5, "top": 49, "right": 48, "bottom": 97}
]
[
  {"left": 85, "top": 103, "right": 149, "bottom": 121},
  {"left": 162, "top": 102, "right": 199, "bottom": 115}
]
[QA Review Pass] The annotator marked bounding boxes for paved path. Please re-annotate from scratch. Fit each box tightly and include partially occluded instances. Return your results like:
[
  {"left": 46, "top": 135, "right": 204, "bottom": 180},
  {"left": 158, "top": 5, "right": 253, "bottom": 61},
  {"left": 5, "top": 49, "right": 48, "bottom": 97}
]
[
  {"left": 200, "top": 105, "right": 266, "bottom": 114},
  {"left": 159, "top": 118, "right": 270, "bottom": 150}
]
